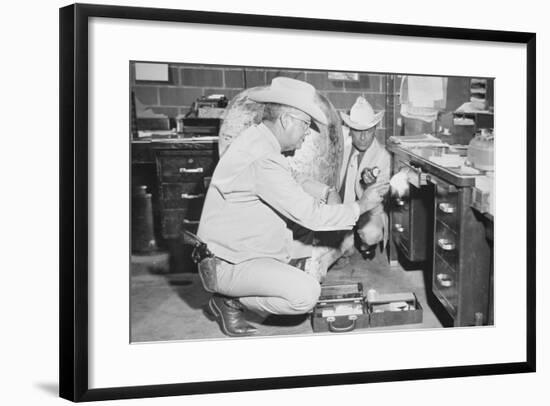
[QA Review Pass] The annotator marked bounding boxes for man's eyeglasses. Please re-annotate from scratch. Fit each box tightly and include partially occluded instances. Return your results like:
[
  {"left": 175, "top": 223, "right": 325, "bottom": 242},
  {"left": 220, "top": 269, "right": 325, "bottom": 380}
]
[{"left": 286, "top": 113, "right": 311, "bottom": 130}]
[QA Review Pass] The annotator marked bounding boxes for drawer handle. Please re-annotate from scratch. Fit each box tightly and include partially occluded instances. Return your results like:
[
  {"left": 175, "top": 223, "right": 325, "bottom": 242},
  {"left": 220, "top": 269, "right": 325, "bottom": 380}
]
[
  {"left": 437, "top": 238, "right": 456, "bottom": 251},
  {"left": 181, "top": 193, "right": 205, "bottom": 199},
  {"left": 438, "top": 202, "right": 456, "bottom": 214},
  {"left": 436, "top": 273, "right": 454, "bottom": 288},
  {"left": 183, "top": 219, "right": 200, "bottom": 225},
  {"left": 395, "top": 198, "right": 405, "bottom": 206},
  {"left": 179, "top": 167, "right": 204, "bottom": 174},
  {"left": 394, "top": 224, "right": 404, "bottom": 233}
]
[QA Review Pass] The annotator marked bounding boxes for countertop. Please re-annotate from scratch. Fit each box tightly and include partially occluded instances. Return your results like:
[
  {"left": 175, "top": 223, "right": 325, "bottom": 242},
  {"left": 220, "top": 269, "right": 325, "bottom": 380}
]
[{"left": 388, "top": 143, "right": 494, "bottom": 217}]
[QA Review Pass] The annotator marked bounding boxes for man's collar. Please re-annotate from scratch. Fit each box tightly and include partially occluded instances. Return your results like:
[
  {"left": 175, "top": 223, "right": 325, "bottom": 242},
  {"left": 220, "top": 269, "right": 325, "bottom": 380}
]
[{"left": 258, "top": 122, "right": 282, "bottom": 153}]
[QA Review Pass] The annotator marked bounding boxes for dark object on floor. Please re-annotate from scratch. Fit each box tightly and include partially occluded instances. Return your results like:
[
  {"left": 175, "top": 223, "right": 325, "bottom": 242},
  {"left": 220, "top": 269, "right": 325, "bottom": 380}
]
[
  {"left": 262, "top": 314, "right": 309, "bottom": 327},
  {"left": 208, "top": 294, "right": 258, "bottom": 337},
  {"left": 131, "top": 185, "right": 157, "bottom": 253}
]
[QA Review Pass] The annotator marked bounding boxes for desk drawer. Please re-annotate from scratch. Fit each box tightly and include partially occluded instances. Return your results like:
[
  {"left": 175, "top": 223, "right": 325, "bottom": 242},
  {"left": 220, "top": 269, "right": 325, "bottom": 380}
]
[
  {"left": 158, "top": 152, "right": 217, "bottom": 182},
  {"left": 161, "top": 183, "right": 206, "bottom": 211},
  {"left": 435, "top": 179, "right": 459, "bottom": 232},
  {"left": 435, "top": 221, "right": 459, "bottom": 271},
  {"left": 392, "top": 209, "right": 410, "bottom": 252},
  {"left": 433, "top": 253, "right": 459, "bottom": 317},
  {"left": 161, "top": 209, "right": 201, "bottom": 239}
]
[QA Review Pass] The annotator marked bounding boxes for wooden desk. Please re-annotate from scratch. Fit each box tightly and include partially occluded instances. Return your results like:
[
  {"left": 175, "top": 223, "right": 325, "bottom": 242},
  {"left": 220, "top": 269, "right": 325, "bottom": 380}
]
[{"left": 388, "top": 145, "right": 493, "bottom": 326}]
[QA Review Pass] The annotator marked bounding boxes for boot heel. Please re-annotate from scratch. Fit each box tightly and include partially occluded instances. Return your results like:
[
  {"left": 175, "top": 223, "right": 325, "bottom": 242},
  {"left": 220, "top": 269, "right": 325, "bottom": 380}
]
[{"left": 203, "top": 303, "right": 217, "bottom": 321}]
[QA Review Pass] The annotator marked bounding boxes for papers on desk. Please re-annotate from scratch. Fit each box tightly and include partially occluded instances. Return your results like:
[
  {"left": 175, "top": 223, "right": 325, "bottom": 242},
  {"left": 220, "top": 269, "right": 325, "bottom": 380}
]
[
  {"left": 389, "top": 134, "right": 449, "bottom": 148},
  {"left": 428, "top": 154, "right": 465, "bottom": 168},
  {"left": 428, "top": 154, "right": 483, "bottom": 175}
]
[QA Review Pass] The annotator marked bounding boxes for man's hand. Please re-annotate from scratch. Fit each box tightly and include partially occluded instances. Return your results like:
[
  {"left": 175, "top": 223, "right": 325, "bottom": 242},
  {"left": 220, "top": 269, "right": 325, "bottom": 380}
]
[
  {"left": 360, "top": 167, "right": 380, "bottom": 187},
  {"left": 326, "top": 187, "right": 341, "bottom": 205},
  {"left": 357, "top": 182, "right": 389, "bottom": 215}
]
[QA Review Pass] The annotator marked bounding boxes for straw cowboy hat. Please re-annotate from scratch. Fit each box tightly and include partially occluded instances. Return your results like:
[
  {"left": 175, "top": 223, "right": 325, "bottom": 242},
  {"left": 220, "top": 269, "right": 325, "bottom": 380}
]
[
  {"left": 340, "top": 96, "right": 384, "bottom": 130},
  {"left": 248, "top": 77, "right": 328, "bottom": 125}
]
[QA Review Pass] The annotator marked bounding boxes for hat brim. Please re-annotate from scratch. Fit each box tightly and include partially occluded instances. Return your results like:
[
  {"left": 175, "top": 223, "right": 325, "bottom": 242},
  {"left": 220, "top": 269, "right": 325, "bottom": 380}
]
[
  {"left": 340, "top": 111, "right": 384, "bottom": 130},
  {"left": 248, "top": 89, "right": 328, "bottom": 126}
]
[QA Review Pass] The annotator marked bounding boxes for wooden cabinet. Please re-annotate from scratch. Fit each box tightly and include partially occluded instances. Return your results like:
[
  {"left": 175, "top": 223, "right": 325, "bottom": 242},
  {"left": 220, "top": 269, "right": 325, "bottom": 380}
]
[
  {"left": 131, "top": 140, "right": 219, "bottom": 272},
  {"left": 391, "top": 185, "right": 431, "bottom": 262},
  {"left": 155, "top": 144, "right": 218, "bottom": 239},
  {"left": 390, "top": 152, "right": 432, "bottom": 262},
  {"left": 431, "top": 175, "right": 492, "bottom": 326}
]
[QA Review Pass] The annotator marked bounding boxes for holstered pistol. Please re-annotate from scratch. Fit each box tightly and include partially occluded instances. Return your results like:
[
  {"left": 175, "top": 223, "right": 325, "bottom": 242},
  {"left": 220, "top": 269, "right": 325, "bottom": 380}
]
[{"left": 181, "top": 229, "right": 218, "bottom": 292}]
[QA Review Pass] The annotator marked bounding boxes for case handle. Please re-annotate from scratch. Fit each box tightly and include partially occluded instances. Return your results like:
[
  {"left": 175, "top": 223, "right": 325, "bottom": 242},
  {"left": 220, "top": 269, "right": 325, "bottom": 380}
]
[{"left": 327, "top": 315, "right": 357, "bottom": 333}]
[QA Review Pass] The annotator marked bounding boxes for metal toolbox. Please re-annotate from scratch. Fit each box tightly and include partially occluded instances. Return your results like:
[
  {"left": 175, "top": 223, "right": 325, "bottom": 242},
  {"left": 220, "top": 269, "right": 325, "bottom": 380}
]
[
  {"left": 311, "top": 283, "right": 368, "bottom": 333},
  {"left": 366, "top": 292, "right": 423, "bottom": 328},
  {"left": 311, "top": 283, "right": 423, "bottom": 332}
]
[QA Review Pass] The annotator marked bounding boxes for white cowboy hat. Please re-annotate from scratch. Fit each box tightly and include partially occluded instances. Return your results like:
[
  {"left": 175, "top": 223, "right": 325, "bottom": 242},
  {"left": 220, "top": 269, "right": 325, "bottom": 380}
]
[
  {"left": 247, "top": 77, "right": 328, "bottom": 125},
  {"left": 340, "top": 96, "right": 384, "bottom": 130}
]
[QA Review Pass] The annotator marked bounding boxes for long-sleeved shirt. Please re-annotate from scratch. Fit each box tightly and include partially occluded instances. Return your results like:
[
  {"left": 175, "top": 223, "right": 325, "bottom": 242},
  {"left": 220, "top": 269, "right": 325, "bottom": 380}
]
[
  {"left": 338, "top": 126, "right": 391, "bottom": 216},
  {"left": 197, "top": 123, "right": 360, "bottom": 264}
]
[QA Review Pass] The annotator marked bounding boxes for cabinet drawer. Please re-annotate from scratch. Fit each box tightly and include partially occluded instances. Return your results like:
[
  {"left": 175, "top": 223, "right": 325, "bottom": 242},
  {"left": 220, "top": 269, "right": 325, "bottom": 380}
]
[
  {"left": 393, "top": 195, "right": 409, "bottom": 211},
  {"left": 161, "top": 183, "right": 206, "bottom": 211},
  {"left": 433, "top": 253, "right": 459, "bottom": 317},
  {"left": 435, "top": 179, "right": 459, "bottom": 231},
  {"left": 161, "top": 209, "right": 201, "bottom": 239},
  {"left": 435, "top": 221, "right": 459, "bottom": 270},
  {"left": 392, "top": 209, "right": 410, "bottom": 253},
  {"left": 158, "top": 152, "right": 217, "bottom": 182}
]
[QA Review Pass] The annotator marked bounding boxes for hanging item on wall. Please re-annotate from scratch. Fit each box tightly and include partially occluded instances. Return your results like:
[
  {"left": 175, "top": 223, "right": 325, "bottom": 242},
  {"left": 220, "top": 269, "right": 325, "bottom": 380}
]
[{"left": 399, "top": 75, "right": 448, "bottom": 123}]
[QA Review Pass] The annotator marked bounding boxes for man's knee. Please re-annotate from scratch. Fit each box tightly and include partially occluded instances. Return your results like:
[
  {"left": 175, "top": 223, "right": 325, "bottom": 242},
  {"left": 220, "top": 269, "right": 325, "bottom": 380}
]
[
  {"left": 287, "top": 278, "right": 321, "bottom": 313},
  {"left": 358, "top": 222, "right": 383, "bottom": 245}
]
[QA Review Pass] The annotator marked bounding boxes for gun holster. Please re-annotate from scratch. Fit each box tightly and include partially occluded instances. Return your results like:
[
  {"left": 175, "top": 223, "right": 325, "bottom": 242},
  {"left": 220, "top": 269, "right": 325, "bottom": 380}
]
[{"left": 181, "top": 229, "right": 218, "bottom": 292}]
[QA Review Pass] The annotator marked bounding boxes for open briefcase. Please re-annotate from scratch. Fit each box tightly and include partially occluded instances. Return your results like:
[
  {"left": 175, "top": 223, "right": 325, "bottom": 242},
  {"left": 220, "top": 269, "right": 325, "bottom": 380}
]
[
  {"left": 311, "top": 282, "right": 369, "bottom": 333},
  {"left": 311, "top": 282, "right": 423, "bottom": 333}
]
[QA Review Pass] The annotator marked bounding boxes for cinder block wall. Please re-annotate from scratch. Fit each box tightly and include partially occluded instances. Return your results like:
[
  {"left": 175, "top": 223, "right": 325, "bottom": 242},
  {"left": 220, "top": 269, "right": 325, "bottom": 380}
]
[{"left": 131, "top": 62, "right": 393, "bottom": 141}]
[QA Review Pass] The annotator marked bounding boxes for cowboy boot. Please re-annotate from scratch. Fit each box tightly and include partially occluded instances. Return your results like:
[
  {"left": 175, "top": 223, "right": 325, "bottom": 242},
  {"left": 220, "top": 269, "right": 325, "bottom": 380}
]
[
  {"left": 208, "top": 294, "right": 258, "bottom": 337},
  {"left": 358, "top": 242, "right": 377, "bottom": 260}
]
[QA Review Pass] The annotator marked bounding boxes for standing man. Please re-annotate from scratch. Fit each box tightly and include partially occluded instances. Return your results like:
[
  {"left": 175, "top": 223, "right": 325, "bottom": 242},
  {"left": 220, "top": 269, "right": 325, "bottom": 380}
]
[
  {"left": 339, "top": 96, "right": 391, "bottom": 257},
  {"left": 197, "top": 78, "right": 387, "bottom": 337}
]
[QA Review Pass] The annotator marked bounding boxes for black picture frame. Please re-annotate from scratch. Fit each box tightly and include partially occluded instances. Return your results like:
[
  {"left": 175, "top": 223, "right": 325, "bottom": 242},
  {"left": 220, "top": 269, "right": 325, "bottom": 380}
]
[{"left": 59, "top": 3, "right": 536, "bottom": 402}]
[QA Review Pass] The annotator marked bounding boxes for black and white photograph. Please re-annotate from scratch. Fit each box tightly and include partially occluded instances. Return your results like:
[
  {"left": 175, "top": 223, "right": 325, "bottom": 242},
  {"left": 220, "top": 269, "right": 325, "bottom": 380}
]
[
  {"left": 53, "top": 2, "right": 539, "bottom": 402},
  {"left": 3, "top": 0, "right": 548, "bottom": 404},
  {"left": 130, "top": 62, "right": 495, "bottom": 341}
]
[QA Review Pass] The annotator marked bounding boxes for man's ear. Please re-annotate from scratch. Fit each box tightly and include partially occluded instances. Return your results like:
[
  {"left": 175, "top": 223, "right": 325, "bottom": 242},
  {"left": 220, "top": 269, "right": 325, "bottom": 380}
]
[{"left": 280, "top": 113, "right": 290, "bottom": 130}]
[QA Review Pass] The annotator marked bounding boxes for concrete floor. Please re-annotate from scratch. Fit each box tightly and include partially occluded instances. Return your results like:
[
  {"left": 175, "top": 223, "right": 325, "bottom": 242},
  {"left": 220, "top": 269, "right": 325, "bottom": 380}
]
[{"left": 130, "top": 249, "right": 443, "bottom": 343}]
